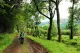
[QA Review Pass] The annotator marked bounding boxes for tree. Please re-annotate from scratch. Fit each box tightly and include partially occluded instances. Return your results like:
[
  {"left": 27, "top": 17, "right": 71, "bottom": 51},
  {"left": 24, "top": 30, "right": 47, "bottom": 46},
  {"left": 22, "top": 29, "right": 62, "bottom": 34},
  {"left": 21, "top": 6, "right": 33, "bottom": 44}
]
[
  {"left": 33, "top": 0, "right": 56, "bottom": 40},
  {"left": 56, "top": 0, "right": 61, "bottom": 42},
  {"left": 0, "top": 0, "right": 23, "bottom": 33},
  {"left": 51, "top": 0, "right": 62, "bottom": 42},
  {"left": 69, "top": 0, "right": 79, "bottom": 39},
  {"left": 22, "top": 3, "right": 41, "bottom": 36}
]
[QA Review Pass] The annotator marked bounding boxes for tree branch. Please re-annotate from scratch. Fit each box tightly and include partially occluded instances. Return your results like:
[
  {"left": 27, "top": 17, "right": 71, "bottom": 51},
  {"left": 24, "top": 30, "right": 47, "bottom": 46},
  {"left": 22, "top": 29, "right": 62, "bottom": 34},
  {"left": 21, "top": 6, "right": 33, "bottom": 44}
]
[
  {"left": 51, "top": 0, "right": 56, "bottom": 4},
  {"left": 33, "top": 0, "right": 50, "bottom": 19},
  {"left": 9, "top": 4, "right": 18, "bottom": 12}
]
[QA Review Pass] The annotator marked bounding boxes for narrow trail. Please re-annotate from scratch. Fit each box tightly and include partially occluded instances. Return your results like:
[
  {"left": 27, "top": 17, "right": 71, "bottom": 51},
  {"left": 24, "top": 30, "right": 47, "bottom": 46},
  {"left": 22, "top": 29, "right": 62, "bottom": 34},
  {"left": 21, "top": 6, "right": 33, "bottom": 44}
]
[
  {"left": 26, "top": 38, "right": 50, "bottom": 53},
  {"left": 3, "top": 36, "right": 50, "bottom": 53},
  {"left": 3, "top": 36, "right": 29, "bottom": 53}
]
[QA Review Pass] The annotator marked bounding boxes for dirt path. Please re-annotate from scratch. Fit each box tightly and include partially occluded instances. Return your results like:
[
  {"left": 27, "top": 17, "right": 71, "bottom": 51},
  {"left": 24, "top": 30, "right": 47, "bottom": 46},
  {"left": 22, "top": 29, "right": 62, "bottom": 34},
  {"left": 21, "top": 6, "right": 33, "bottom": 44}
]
[
  {"left": 3, "top": 36, "right": 50, "bottom": 53},
  {"left": 26, "top": 38, "right": 50, "bottom": 53},
  {"left": 3, "top": 37, "right": 29, "bottom": 53}
]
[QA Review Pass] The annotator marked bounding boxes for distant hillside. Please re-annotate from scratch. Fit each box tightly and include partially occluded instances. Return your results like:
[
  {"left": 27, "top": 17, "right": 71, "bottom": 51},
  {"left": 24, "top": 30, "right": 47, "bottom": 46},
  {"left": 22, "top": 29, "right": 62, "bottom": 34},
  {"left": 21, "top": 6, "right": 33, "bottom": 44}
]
[
  {"left": 60, "top": 19, "right": 68, "bottom": 29},
  {"left": 39, "top": 21, "right": 49, "bottom": 26},
  {"left": 40, "top": 19, "right": 68, "bottom": 29}
]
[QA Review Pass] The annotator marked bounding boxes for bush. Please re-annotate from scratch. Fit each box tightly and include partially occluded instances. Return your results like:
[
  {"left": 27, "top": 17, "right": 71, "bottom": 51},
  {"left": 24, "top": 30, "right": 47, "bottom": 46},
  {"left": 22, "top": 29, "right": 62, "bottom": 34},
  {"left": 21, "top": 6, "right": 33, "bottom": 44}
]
[{"left": 61, "top": 30, "right": 70, "bottom": 35}]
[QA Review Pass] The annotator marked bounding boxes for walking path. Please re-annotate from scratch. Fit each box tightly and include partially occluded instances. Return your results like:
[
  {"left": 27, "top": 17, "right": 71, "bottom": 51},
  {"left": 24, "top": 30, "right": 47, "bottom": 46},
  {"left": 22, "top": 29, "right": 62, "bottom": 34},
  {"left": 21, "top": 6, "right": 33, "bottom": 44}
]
[{"left": 3, "top": 36, "right": 50, "bottom": 53}]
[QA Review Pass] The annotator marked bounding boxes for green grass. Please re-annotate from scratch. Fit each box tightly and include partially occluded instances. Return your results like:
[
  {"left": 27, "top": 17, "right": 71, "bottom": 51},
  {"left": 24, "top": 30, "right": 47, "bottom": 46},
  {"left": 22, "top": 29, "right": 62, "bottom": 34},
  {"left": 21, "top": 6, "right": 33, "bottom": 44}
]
[
  {"left": 0, "top": 34, "right": 16, "bottom": 53},
  {"left": 27, "top": 35, "right": 80, "bottom": 53}
]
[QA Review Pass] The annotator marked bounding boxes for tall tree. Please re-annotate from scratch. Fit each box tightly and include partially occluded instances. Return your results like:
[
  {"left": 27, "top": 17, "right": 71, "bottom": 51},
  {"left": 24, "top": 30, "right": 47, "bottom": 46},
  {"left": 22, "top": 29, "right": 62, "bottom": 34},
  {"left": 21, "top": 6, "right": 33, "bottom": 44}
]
[
  {"left": 33, "top": 0, "right": 56, "bottom": 40},
  {"left": 69, "top": 0, "right": 79, "bottom": 39},
  {"left": 56, "top": 0, "right": 61, "bottom": 42},
  {"left": 0, "top": 0, "right": 23, "bottom": 33},
  {"left": 51, "top": 0, "right": 62, "bottom": 42}
]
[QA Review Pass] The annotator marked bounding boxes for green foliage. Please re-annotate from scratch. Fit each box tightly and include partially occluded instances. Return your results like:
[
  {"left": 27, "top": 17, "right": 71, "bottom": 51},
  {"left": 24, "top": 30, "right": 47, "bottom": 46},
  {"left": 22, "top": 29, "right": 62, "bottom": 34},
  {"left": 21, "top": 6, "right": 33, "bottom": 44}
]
[
  {"left": 70, "top": 0, "right": 79, "bottom": 4},
  {"left": 73, "top": 7, "right": 80, "bottom": 20},
  {"left": 68, "top": 7, "right": 80, "bottom": 20},
  {"left": 61, "top": 35, "right": 80, "bottom": 53},
  {"left": 67, "top": 7, "right": 79, "bottom": 35},
  {"left": 27, "top": 36, "right": 80, "bottom": 53},
  {"left": 42, "top": 24, "right": 49, "bottom": 30},
  {"left": 0, "top": 34, "right": 16, "bottom": 53},
  {"left": 15, "top": 13, "right": 26, "bottom": 32},
  {"left": 39, "top": 25, "right": 48, "bottom": 36},
  {"left": 0, "top": 0, "right": 23, "bottom": 33},
  {"left": 51, "top": 22, "right": 57, "bottom": 36},
  {"left": 67, "top": 21, "right": 78, "bottom": 35},
  {"left": 39, "top": 26, "right": 48, "bottom": 36},
  {"left": 61, "top": 30, "right": 70, "bottom": 35},
  {"left": 39, "top": 22, "right": 57, "bottom": 37}
]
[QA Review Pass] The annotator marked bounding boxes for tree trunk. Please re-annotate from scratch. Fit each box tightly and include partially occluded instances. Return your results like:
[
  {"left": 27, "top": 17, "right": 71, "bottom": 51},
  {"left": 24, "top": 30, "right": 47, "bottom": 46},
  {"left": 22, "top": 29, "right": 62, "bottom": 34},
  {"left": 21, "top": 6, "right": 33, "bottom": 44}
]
[
  {"left": 47, "top": 0, "right": 53, "bottom": 40},
  {"left": 16, "top": 25, "right": 19, "bottom": 33},
  {"left": 56, "top": 2, "right": 61, "bottom": 42},
  {"left": 47, "top": 18, "right": 53, "bottom": 40},
  {"left": 70, "top": 0, "right": 74, "bottom": 39}
]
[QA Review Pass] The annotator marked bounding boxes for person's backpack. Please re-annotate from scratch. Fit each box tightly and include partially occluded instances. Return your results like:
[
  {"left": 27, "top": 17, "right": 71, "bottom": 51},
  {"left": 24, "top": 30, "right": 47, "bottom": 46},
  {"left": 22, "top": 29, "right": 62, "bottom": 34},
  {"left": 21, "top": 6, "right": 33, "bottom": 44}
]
[{"left": 20, "top": 33, "right": 24, "bottom": 38}]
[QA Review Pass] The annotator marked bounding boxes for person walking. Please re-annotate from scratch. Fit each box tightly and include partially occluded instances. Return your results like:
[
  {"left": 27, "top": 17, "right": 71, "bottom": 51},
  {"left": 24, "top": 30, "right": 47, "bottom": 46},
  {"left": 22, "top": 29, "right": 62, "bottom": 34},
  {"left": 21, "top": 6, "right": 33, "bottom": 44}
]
[{"left": 19, "top": 32, "right": 24, "bottom": 44}]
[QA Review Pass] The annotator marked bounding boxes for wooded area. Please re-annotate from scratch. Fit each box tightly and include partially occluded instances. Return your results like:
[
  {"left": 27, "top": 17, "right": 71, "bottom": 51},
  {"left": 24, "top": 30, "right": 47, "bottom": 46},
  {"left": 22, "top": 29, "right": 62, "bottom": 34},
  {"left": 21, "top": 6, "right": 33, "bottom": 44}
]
[{"left": 0, "top": 0, "right": 80, "bottom": 53}]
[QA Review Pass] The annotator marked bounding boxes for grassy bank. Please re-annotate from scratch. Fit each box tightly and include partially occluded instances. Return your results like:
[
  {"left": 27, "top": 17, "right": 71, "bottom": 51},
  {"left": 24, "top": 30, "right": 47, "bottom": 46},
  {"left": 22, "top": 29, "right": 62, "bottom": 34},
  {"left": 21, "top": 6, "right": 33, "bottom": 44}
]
[
  {"left": 27, "top": 35, "right": 80, "bottom": 53},
  {"left": 0, "top": 34, "right": 16, "bottom": 53}
]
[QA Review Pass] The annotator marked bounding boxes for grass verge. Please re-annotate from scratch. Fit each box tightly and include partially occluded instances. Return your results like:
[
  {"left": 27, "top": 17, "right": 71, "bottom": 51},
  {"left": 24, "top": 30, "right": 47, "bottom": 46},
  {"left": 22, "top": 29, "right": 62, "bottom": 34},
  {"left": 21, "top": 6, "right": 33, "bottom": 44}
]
[
  {"left": 0, "top": 34, "right": 16, "bottom": 53},
  {"left": 27, "top": 35, "right": 79, "bottom": 53}
]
